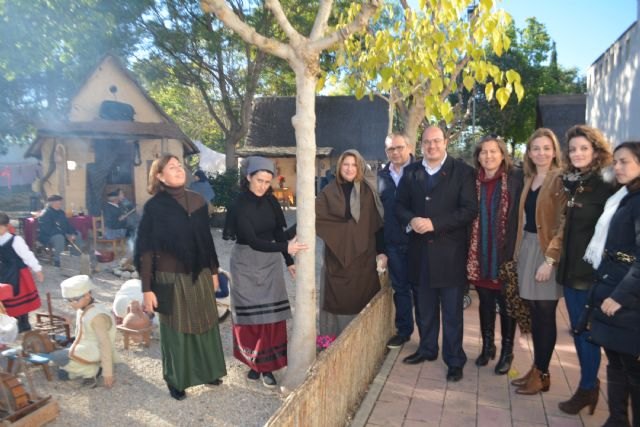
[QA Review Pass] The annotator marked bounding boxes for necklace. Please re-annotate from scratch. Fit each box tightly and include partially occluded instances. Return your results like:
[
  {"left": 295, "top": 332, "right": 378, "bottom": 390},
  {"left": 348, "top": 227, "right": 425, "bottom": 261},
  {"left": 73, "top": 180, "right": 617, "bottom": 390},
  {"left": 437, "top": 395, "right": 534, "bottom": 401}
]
[{"left": 563, "top": 172, "right": 590, "bottom": 208}]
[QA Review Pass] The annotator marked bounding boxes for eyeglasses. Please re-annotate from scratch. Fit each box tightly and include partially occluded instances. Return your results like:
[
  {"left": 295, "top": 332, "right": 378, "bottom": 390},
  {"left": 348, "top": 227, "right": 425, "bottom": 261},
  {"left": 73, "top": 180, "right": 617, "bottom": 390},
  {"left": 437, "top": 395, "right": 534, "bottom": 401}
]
[
  {"left": 385, "top": 146, "right": 407, "bottom": 153},
  {"left": 422, "top": 138, "right": 445, "bottom": 145},
  {"left": 64, "top": 295, "right": 84, "bottom": 303}
]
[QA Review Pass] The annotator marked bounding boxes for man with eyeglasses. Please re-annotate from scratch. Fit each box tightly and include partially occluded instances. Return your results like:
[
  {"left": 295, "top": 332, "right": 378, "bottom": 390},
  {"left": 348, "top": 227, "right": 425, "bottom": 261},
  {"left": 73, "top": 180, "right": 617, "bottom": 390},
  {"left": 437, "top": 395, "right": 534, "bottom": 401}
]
[
  {"left": 50, "top": 275, "right": 117, "bottom": 388},
  {"left": 377, "top": 132, "right": 416, "bottom": 349},
  {"left": 395, "top": 126, "right": 477, "bottom": 382}
]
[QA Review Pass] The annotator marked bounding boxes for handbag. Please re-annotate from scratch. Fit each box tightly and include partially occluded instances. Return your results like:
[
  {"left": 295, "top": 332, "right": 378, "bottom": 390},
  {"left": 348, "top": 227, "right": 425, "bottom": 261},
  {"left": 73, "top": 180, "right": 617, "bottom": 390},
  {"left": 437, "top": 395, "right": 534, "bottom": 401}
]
[
  {"left": 499, "top": 260, "right": 531, "bottom": 334},
  {"left": 150, "top": 252, "right": 174, "bottom": 315}
]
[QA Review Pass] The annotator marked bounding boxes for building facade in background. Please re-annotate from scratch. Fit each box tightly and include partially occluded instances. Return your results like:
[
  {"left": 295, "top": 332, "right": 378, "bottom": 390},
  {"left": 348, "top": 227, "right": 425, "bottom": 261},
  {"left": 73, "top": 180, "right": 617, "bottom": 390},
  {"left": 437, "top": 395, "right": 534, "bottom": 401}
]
[{"left": 587, "top": 0, "right": 640, "bottom": 144}]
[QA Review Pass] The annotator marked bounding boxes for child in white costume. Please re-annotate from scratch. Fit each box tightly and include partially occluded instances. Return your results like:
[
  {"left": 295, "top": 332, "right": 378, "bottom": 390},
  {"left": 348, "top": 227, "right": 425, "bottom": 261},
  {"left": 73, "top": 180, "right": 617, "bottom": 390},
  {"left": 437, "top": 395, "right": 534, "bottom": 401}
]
[{"left": 51, "top": 275, "right": 118, "bottom": 388}]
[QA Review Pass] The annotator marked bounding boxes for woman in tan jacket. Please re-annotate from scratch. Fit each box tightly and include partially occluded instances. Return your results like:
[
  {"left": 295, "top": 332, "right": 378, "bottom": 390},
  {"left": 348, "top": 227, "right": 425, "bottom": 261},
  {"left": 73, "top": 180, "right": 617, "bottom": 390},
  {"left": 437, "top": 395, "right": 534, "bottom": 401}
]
[{"left": 511, "top": 128, "right": 567, "bottom": 394}]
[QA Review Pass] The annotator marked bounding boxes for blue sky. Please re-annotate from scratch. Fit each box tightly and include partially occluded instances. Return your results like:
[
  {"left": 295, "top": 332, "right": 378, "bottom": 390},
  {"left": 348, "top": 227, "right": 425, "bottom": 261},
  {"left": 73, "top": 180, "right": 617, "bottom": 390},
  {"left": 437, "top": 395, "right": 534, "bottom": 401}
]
[{"left": 407, "top": 0, "right": 637, "bottom": 76}]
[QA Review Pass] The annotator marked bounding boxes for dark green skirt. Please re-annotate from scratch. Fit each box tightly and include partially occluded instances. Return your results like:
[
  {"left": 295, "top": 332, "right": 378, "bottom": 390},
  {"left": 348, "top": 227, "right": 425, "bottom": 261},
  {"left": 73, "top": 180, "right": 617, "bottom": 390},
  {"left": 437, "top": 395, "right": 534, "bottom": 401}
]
[{"left": 160, "top": 322, "right": 227, "bottom": 390}]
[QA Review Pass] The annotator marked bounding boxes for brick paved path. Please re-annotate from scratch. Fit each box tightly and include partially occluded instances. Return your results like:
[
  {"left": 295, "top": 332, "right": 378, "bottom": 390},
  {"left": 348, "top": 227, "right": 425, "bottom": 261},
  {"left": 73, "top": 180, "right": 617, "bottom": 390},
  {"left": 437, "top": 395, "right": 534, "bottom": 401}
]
[{"left": 354, "top": 293, "right": 611, "bottom": 427}]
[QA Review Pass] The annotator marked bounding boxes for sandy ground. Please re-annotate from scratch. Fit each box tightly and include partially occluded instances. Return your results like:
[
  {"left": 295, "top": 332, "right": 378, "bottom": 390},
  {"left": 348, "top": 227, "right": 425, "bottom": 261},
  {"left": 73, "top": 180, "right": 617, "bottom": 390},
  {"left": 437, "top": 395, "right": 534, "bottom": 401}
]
[{"left": 13, "top": 211, "right": 307, "bottom": 427}]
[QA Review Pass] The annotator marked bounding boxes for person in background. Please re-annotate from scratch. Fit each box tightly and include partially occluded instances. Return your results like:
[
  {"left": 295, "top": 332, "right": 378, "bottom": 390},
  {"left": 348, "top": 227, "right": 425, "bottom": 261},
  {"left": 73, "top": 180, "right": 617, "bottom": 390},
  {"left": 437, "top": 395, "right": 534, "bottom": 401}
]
[
  {"left": 190, "top": 170, "right": 215, "bottom": 214},
  {"left": 585, "top": 141, "right": 640, "bottom": 427},
  {"left": 377, "top": 132, "right": 416, "bottom": 349},
  {"left": 511, "top": 128, "right": 566, "bottom": 395},
  {"left": 225, "top": 156, "right": 306, "bottom": 388},
  {"left": 38, "top": 194, "right": 83, "bottom": 266},
  {"left": 116, "top": 188, "right": 139, "bottom": 233},
  {"left": 317, "top": 149, "right": 385, "bottom": 338},
  {"left": 0, "top": 212, "right": 43, "bottom": 332},
  {"left": 103, "top": 190, "right": 130, "bottom": 239},
  {"left": 395, "top": 126, "right": 477, "bottom": 382},
  {"left": 52, "top": 275, "right": 117, "bottom": 388},
  {"left": 467, "top": 135, "right": 523, "bottom": 375},
  {"left": 135, "top": 154, "right": 226, "bottom": 400},
  {"left": 556, "top": 125, "right": 614, "bottom": 415}
]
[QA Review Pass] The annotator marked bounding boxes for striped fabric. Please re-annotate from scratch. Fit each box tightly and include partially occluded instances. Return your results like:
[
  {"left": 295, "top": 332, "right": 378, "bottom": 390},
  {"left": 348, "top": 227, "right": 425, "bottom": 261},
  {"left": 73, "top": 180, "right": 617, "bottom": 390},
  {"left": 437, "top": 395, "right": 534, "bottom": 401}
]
[{"left": 156, "top": 269, "right": 218, "bottom": 335}]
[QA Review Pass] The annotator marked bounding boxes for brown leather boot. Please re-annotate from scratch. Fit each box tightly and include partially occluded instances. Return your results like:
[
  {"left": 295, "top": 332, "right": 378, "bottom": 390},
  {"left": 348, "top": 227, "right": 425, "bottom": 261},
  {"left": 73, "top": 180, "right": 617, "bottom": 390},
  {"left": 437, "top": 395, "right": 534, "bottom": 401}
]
[
  {"left": 511, "top": 365, "right": 534, "bottom": 387},
  {"left": 515, "top": 368, "right": 550, "bottom": 395},
  {"left": 558, "top": 379, "right": 600, "bottom": 415}
]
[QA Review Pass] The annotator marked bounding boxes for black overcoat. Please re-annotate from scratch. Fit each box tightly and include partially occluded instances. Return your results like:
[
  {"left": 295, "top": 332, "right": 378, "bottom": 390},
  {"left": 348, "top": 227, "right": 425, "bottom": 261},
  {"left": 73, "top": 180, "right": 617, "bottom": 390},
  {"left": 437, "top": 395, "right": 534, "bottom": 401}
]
[{"left": 395, "top": 156, "right": 478, "bottom": 288}]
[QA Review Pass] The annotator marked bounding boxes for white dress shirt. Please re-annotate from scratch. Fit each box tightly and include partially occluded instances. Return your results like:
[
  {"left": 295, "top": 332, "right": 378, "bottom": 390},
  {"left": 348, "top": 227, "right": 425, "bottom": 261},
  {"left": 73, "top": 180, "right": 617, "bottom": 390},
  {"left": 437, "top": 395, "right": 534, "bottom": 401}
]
[{"left": 422, "top": 153, "right": 448, "bottom": 175}]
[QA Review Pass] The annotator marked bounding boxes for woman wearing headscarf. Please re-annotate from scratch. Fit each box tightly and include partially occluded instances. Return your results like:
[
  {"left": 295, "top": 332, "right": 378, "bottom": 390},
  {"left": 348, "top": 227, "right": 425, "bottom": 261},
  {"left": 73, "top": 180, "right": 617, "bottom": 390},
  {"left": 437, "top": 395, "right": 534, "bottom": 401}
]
[
  {"left": 225, "top": 156, "right": 307, "bottom": 388},
  {"left": 135, "top": 154, "right": 226, "bottom": 400},
  {"left": 316, "top": 149, "right": 385, "bottom": 337}
]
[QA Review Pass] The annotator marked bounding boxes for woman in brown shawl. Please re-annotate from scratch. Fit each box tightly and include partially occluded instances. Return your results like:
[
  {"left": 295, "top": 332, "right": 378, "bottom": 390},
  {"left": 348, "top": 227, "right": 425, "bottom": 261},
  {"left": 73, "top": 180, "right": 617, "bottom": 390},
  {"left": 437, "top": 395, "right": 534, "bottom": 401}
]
[{"left": 317, "top": 149, "right": 385, "bottom": 337}]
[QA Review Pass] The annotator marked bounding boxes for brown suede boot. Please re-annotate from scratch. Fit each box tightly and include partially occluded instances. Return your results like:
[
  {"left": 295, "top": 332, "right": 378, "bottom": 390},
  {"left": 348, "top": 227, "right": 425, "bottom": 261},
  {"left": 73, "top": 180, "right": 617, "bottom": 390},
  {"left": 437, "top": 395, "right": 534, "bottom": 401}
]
[
  {"left": 511, "top": 365, "right": 534, "bottom": 387},
  {"left": 558, "top": 379, "right": 600, "bottom": 415},
  {"left": 515, "top": 368, "right": 550, "bottom": 395}
]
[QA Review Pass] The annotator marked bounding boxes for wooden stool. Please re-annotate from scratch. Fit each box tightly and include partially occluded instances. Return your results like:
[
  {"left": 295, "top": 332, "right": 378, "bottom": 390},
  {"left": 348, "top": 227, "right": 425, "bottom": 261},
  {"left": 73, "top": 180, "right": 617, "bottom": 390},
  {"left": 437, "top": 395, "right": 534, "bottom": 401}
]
[
  {"left": 116, "top": 326, "right": 152, "bottom": 350},
  {"left": 1, "top": 349, "right": 53, "bottom": 382}
]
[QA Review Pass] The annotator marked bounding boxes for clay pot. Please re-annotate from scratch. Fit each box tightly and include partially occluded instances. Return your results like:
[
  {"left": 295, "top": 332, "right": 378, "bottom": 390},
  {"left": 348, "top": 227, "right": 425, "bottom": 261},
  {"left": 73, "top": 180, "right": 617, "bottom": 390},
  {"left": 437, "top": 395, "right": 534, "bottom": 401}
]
[
  {"left": 122, "top": 300, "right": 150, "bottom": 330},
  {"left": 96, "top": 251, "right": 115, "bottom": 263}
]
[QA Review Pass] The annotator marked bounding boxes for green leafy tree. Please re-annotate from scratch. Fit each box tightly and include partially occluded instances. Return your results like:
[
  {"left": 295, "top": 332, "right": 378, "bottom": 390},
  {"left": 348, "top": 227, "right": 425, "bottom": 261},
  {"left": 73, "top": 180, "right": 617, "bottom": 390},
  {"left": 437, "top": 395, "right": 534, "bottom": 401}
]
[
  {"left": 135, "top": 61, "right": 226, "bottom": 151},
  {"left": 136, "top": 0, "right": 302, "bottom": 169},
  {"left": 0, "top": 0, "right": 152, "bottom": 146},
  {"left": 336, "top": 0, "right": 524, "bottom": 142},
  {"left": 474, "top": 18, "right": 586, "bottom": 148}
]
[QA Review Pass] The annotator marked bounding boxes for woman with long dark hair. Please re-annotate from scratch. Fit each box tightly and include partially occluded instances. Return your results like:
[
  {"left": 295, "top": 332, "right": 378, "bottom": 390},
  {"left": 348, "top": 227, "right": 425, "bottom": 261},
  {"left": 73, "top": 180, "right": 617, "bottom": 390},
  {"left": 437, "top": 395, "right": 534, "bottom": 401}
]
[
  {"left": 556, "top": 125, "right": 613, "bottom": 415},
  {"left": 511, "top": 128, "right": 567, "bottom": 394},
  {"left": 585, "top": 141, "right": 640, "bottom": 426},
  {"left": 467, "top": 135, "right": 523, "bottom": 375},
  {"left": 225, "top": 156, "right": 306, "bottom": 388},
  {"left": 135, "top": 154, "right": 226, "bottom": 400}
]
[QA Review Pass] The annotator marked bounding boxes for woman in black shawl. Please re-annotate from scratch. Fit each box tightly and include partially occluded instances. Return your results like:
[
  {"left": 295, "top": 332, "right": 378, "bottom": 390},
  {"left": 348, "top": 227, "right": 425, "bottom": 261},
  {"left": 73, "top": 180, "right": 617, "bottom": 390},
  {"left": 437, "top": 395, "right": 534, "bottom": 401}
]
[{"left": 135, "top": 154, "right": 225, "bottom": 400}]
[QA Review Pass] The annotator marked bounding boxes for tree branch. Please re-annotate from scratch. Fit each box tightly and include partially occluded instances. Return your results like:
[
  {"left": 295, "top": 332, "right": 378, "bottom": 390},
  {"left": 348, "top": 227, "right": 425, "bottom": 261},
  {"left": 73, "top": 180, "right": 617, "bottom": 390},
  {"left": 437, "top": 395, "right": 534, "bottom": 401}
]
[
  {"left": 310, "top": 0, "right": 333, "bottom": 40},
  {"left": 200, "top": 0, "right": 291, "bottom": 60},
  {"left": 308, "top": 0, "right": 381, "bottom": 52},
  {"left": 440, "top": 57, "right": 470, "bottom": 101},
  {"left": 265, "top": 0, "right": 303, "bottom": 42},
  {"left": 399, "top": 0, "right": 410, "bottom": 10}
]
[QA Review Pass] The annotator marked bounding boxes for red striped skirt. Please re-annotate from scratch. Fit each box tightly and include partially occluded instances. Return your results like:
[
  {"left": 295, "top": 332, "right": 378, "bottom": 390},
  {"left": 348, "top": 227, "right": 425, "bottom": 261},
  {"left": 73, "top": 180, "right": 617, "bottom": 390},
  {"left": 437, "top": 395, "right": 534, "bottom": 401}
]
[
  {"left": 3, "top": 268, "right": 41, "bottom": 317},
  {"left": 232, "top": 320, "right": 287, "bottom": 372}
]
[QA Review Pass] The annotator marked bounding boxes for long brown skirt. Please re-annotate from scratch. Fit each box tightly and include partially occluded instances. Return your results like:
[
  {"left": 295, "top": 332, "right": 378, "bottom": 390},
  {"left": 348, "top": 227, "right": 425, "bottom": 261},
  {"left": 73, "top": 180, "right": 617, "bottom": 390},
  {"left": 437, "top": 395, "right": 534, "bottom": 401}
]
[{"left": 232, "top": 321, "right": 287, "bottom": 373}]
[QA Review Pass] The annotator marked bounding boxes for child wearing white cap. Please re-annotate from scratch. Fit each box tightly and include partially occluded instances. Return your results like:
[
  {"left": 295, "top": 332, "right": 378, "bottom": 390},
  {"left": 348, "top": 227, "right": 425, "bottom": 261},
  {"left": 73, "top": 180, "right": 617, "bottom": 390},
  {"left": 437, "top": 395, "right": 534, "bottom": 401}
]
[{"left": 51, "top": 275, "right": 117, "bottom": 388}]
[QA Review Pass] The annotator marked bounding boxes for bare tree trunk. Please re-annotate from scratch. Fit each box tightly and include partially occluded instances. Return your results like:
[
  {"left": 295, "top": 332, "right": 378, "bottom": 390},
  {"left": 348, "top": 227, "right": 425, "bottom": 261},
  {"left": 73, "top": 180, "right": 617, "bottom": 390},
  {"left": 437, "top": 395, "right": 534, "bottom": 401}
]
[
  {"left": 282, "top": 59, "right": 318, "bottom": 392},
  {"left": 224, "top": 136, "right": 238, "bottom": 170},
  {"left": 405, "top": 95, "right": 425, "bottom": 143}
]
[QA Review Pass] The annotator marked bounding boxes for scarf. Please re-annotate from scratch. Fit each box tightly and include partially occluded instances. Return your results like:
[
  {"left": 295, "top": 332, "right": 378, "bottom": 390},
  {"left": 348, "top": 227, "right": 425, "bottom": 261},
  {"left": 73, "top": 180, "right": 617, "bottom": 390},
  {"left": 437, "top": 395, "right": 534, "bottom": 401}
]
[
  {"left": 467, "top": 168, "right": 509, "bottom": 282},
  {"left": 134, "top": 189, "right": 218, "bottom": 281},
  {"left": 350, "top": 167, "right": 384, "bottom": 223},
  {"left": 584, "top": 185, "right": 629, "bottom": 268}
]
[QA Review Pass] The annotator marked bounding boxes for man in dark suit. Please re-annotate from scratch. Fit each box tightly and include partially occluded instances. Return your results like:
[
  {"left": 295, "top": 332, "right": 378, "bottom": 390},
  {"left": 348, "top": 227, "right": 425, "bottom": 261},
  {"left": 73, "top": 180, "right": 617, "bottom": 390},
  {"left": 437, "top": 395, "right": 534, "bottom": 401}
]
[
  {"left": 395, "top": 126, "right": 478, "bottom": 382},
  {"left": 378, "top": 132, "right": 416, "bottom": 349}
]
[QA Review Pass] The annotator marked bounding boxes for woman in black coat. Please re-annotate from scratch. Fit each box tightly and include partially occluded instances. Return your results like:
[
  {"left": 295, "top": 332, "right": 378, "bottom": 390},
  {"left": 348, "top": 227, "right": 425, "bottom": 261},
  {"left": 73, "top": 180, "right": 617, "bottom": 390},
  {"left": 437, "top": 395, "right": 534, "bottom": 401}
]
[
  {"left": 556, "top": 125, "right": 613, "bottom": 415},
  {"left": 467, "top": 135, "right": 523, "bottom": 375},
  {"left": 585, "top": 141, "right": 640, "bottom": 427}
]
